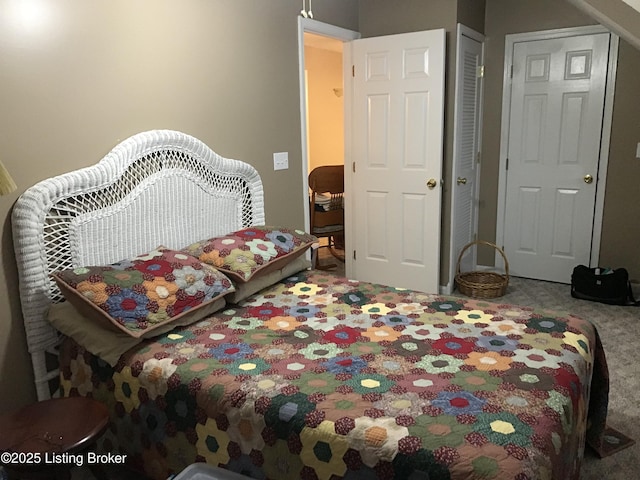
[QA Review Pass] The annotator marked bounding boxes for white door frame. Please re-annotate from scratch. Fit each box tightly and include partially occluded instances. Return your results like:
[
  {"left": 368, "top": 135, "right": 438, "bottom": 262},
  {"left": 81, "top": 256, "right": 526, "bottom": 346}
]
[
  {"left": 446, "top": 24, "right": 485, "bottom": 295},
  {"left": 495, "top": 25, "right": 618, "bottom": 273},
  {"left": 297, "top": 18, "right": 359, "bottom": 275}
]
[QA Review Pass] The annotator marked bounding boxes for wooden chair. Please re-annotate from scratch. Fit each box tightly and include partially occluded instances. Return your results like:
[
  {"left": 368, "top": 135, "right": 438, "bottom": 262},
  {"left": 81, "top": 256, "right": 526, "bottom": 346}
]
[{"left": 309, "top": 165, "right": 345, "bottom": 270}]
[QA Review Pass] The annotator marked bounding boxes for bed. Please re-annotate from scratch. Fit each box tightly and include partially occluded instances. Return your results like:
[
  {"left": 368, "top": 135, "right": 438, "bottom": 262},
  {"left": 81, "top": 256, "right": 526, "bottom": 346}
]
[{"left": 12, "top": 130, "right": 609, "bottom": 479}]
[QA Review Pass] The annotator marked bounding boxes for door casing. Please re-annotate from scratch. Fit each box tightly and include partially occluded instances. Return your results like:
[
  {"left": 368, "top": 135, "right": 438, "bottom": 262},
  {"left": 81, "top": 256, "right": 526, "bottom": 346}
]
[
  {"left": 447, "top": 24, "right": 485, "bottom": 295},
  {"left": 297, "top": 17, "right": 359, "bottom": 277},
  {"left": 496, "top": 25, "right": 619, "bottom": 277}
]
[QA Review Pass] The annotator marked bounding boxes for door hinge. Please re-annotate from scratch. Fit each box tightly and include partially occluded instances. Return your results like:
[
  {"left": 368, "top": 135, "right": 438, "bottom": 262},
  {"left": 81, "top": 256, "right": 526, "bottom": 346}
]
[
  {"left": 509, "top": 65, "right": 513, "bottom": 79},
  {"left": 353, "top": 250, "right": 357, "bottom": 261},
  {"left": 506, "top": 158, "right": 509, "bottom": 170},
  {"left": 352, "top": 161, "right": 356, "bottom": 173},
  {"left": 476, "top": 65, "right": 484, "bottom": 78},
  {"left": 476, "top": 151, "right": 481, "bottom": 164},
  {"left": 352, "top": 65, "right": 355, "bottom": 77}
]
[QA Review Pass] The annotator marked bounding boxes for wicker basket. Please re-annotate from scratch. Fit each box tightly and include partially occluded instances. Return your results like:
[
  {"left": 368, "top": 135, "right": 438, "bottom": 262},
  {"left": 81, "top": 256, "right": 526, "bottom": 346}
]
[{"left": 455, "top": 240, "right": 509, "bottom": 298}]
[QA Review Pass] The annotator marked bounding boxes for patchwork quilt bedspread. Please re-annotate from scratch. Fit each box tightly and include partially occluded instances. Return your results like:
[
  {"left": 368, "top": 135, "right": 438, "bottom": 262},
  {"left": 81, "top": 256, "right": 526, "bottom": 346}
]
[{"left": 60, "top": 270, "right": 608, "bottom": 480}]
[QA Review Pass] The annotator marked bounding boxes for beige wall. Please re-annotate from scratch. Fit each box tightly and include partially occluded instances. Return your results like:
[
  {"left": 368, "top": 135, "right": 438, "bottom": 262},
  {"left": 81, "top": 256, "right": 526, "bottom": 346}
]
[
  {"left": 358, "top": 0, "right": 458, "bottom": 37},
  {"left": 600, "top": 39, "right": 640, "bottom": 282},
  {"left": 0, "top": 0, "right": 358, "bottom": 413},
  {"left": 305, "top": 45, "right": 345, "bottom": 172},
  {"left": 457, "top": 0, "right": 487, "bottom": 34}
]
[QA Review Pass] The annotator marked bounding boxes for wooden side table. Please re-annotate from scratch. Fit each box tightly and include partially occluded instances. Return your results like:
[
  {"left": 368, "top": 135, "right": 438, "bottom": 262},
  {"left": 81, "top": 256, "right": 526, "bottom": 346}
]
[{"left": 0, "top": 397, "right": 110, "bottom": 480}]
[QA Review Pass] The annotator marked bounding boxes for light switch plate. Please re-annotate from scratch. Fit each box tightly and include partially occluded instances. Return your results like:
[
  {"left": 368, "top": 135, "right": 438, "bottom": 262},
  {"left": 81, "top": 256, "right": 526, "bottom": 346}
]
[{"left": 273, "top": 152, "right": 289, "bottom": 170}]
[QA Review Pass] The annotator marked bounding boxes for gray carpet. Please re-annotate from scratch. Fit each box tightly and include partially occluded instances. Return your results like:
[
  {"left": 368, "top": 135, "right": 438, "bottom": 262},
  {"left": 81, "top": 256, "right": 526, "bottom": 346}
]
[{"left": 461, "top": 276, "right": 640, "bottom": 480}]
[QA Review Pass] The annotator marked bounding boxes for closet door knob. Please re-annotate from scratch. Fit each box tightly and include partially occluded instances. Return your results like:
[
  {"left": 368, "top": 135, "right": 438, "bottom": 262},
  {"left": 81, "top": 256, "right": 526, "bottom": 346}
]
[
  {"left": 457, "top": 177, "right": 467, "bottom": 185},
  {"left": 426, "top": 178, "right": 437, "bottom": 189},
  {"left": 584, "top": 174, "right": 593, "bottom": 184}
]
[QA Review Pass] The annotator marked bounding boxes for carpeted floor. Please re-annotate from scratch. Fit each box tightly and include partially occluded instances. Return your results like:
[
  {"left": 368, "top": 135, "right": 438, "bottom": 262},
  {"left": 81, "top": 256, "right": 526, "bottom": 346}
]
[{"left": 466, "top": 276, "right": 640, "bottom": 479}]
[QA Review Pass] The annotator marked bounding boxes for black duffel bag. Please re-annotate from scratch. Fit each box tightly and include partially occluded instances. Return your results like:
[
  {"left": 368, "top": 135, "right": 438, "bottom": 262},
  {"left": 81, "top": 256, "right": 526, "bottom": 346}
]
[{"left": 571, "top": 265, "right": 639, "bottom": 306}]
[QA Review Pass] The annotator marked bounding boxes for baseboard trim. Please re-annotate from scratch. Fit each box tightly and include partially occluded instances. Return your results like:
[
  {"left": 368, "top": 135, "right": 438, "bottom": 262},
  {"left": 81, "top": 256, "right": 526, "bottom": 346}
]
[
  {"left": 440, "top": 282, "right": 454, "bottom": 296},
  {"left": 442, "top": 264, "right": 496, "bottom": 296}
]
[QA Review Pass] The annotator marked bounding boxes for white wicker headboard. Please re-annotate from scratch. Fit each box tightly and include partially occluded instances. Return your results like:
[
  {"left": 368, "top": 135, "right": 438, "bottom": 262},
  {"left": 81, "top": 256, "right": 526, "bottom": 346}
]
[{"left": 12, "top": 130, "right": 265, "bottom": 400}]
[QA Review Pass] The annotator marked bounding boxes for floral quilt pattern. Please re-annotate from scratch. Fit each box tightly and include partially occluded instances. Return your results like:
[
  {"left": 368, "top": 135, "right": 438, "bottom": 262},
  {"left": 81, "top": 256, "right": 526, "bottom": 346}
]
[
  {"left": 60, "top": 270, "right": 607, "bottom": 480},
  {"left": 52, "top": 247, "right": 234, "bottom": 337},
  {"left": 181, "top": 226, "right": 316, "bottom": 283}
]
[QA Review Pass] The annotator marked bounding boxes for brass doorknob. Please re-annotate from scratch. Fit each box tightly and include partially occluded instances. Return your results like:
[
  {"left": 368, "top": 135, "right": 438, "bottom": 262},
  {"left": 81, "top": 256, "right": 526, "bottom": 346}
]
[
  {"left": 457, "top": 177, "right": 467, "bottom": 185},
  {"left": 584, "top": 174, "right": 593, "bottom": 184},
  {"left": 426, "top": 178, "right": 437, "bottom": 189}
]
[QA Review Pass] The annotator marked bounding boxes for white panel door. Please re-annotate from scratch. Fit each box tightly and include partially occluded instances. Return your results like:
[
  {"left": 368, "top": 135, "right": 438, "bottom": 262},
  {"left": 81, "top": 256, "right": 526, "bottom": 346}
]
[
  {"left": 504, "top": 32, "right": 610, "bottom": 283},
  {"left": 350, "top": 29, "right": 445, "bottom": 293},
  {"left": 451, "top": 26, "right": 484, "bottom": 286}
]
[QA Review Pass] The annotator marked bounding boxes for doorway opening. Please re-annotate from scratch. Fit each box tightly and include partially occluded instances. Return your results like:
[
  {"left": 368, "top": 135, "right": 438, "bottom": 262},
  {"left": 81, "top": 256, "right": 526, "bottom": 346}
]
[
  {"left": 297, "top": 18, "right": 359, "bottom": 275},
  {"left": 303, "top": 32, "right": 344, "bottom": 174},
  {"left": 304, "top": 32, "right": 345, "bottom": 271}
]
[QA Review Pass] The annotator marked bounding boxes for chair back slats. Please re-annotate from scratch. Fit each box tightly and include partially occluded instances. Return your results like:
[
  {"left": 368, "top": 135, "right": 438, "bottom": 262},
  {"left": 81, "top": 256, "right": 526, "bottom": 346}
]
[
  {"left": 308, "top": 165, "right": 345, "bottom": 269},
  {"left": 309, "top": 165, "right": 344, "bottom": 195}
]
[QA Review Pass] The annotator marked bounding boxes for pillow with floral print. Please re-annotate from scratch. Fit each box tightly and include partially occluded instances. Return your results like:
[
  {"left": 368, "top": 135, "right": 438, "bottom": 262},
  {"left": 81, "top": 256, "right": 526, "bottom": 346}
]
[
  {"left": 181, "top": 225, "right": 317, "bottom": 283},
  {"left": 51, "top": 247, "right": 234, "bottom": 338}
]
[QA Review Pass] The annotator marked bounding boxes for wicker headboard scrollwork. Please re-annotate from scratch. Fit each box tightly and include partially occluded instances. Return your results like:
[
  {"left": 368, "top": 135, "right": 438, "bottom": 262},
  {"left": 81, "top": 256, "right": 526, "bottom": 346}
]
[{"left": 12, "top": 130, "right": 265, "bottom": 400}]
